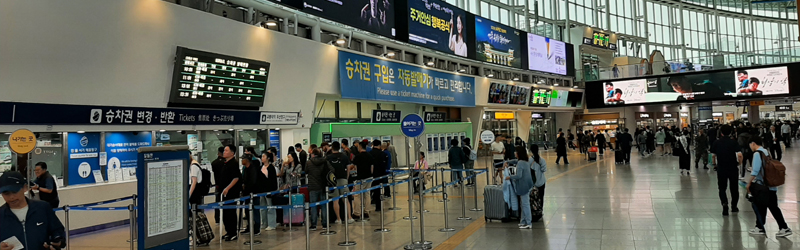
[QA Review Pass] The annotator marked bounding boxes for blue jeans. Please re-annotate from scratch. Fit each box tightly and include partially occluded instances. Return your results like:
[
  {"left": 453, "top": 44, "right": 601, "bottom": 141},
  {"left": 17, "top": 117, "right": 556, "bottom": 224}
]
[
  {"left": 309, "top": 190, "right": 328, "bottom": 228},
  {"left": 260, "top": 197, "right": 277, "bottom": 229},
  {"left": 519, "top": 189, "right": 533, "bottom": 226}
]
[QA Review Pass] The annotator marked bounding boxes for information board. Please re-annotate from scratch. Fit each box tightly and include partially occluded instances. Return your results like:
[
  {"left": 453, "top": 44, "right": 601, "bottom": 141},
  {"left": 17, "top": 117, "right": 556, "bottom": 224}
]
[
  {"left": 528, "top": 88, "right": 552, "bottom": 107},
  {"left": 137, "top": 146, "right": 190, "bottom": 250},
  {"left": 169, "top": 47, "right": 271, "bottom": 108}
]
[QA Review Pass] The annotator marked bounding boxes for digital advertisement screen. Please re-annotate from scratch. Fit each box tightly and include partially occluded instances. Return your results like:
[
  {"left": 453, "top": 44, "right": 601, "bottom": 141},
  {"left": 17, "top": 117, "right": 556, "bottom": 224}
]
[
  {"left": 475, "top": 17, "right": 522, "bottom": 68},
  {"left": 549, "top": 90, "right": 569, "bottom": 107},
  {"left": 508, "top": 85, "right": 529, "bottom": 105},
  {"left": 527, "top": 33, "right": 567, "bottom": 75},
  {"left": 588, "top": 65, "right": 793, "bottom": 108},
  {"left": 169, "top": 47, "right": 270, "bottom": 108},
  {"left": 487, "top": 82, "right": 511, "bottom": 104},
  {"left": 408, "top": 0, "right": 470, "bottom": 57},
  {"left": 567, "top": 92, "right": 583, "bottom": 108},
  {"left": 303, "top": 0, "right": 396, "bottom": 38},
  {"left": 529, "top": 88, "right": 552, "bottom": 107}
]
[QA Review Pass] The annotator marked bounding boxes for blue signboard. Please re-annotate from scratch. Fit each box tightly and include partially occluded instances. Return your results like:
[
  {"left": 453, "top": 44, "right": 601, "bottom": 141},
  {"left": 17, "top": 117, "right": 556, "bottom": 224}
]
[
  {"left": 67, "top": 132, "right": 101, "bottom": 185},
  {"left": 106, "top": 132, "right": 153, "bottom": 171},
  {"left": 269, "top": 129, "right": 281, "bottom": 156},
  {"left": 475, "top": 16, "right": 522, "bottom": 68},
  {"left": 401, "top": 114, "right": 425, "bottom": 138},
  {"left": 338, "top": 51, "right": 475, "bottom": 107}
]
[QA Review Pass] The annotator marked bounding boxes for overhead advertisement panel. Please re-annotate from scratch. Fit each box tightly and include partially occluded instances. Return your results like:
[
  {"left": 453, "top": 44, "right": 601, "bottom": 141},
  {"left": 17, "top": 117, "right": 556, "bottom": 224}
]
[
  {"left": 527, "top": 33, "right": 567, "bottom": 75},
  {"left": 303, "top": 0, "right": 396, "bottom": 38},
  {"left": 475, "top": 16, "right": 522, "bottom": 69},
  {"left": 407, "top": 0, "right": 470, "bottom": 57},
  {"left": 338, "top": 51, "right": 475, "bottom": 107},
  {"left": 586, "top": 65, "right": 791, "bottom": 108}
]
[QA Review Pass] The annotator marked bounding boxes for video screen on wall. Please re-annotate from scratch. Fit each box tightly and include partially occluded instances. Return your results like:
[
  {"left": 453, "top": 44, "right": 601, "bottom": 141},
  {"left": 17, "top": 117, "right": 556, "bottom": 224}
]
[
  {"left": 508, "top": 85, "right": 530, "bottom": 105},
  {"left": 591, "top": 65, "right": 790, "bottom": 108},
  {"left": 408, "top": 0, "right": 470, "bottom": 57},
  {"left": 529, "top": 88, "right": 552, "bottom": 107},
  {"left": 303, "top": 0, "right": 396, "bottom": 38},
  {"left": 475, "top": 17, "right": 522, "bottom": 68},
  {"left": 487, "top": 82, "right": 511, "bottom": 104},
  {"left": 527, "top": 33, "right": 567, "bottom": 75}
]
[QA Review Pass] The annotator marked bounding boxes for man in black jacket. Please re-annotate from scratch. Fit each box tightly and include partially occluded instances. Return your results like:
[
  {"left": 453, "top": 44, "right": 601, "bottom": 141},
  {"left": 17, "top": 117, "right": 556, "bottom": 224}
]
[
  {"left": 295, "top": 143, "right": 308, "bottom": 170},
  {"left": 764, "top": 125, "right": 783, "bottom": 161},
  {"left": 32, "top": 162, "right": 59, "bottom": 208},
  {"left": 239, "top": 156, "right": 260, "bottom": 235},
  {"left": 210, "top": 147, "right": 225, "bottom": 223},
  {"left": 219, "top": 145, "right": 242, "bottom": 241},
  {"left": 616, "top": 128, "right": 633, "bottom": 164},
  {"left": 351, "top": 141, "right": 373, "bottom": 219},
  {"left": 368, "top": 140, "right": 389, "bottom": 211},
  {"left": 0, "top": 171, "right": 66, "bottom": 250},
  {"left": 448, "top": 139, "right": 468, "bottom": 186},
  {"left": 307, "top": 148, "right": 335, "bottom": 230}
]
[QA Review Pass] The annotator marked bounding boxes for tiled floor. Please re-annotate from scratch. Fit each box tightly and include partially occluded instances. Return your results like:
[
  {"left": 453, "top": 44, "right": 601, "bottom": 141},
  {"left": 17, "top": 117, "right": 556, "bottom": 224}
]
[{"left": 68, "top": 145, "right": 800, "bottom": 250}]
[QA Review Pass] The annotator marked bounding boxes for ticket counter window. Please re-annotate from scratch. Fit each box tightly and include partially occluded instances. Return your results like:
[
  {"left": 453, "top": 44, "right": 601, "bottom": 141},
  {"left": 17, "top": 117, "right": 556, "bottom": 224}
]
[
  {"left": 201, "top": 130, "right": 234, "bottom": 163},
  {"left": 30, "top": 133, "right": 64, "bottom": 178},
  {"left": 238, "top": 130, "right": 268, "bottom": 156}
]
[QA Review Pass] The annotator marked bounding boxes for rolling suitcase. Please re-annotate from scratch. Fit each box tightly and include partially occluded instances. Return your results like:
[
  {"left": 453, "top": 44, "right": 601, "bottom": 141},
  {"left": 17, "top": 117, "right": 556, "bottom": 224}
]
[
  {"left": 283, "top": 193, "right": 305, "bottom": 225},
  {"left": 483, "top": 185, "right": 508, "bottom": 222},
  {"left": 614, "top": 150, "right": 624, "bottom": 164},
  {"left": 191, "top": 211, "right": 215, "bottom": 245}
]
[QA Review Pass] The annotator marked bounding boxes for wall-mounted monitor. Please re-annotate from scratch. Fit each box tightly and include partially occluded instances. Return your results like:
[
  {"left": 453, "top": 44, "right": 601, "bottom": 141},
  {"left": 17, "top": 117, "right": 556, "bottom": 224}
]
[
  {"left": 586, "top": 65, "right": 792, "bottom": 108},
  {"left": 507, "top": 85, "right": 530, "bottom": 105},
  {"left": 528, "top": 88, "right": 552, "bottom": 107},
  {"left": 487, "top": 82, "right": 511, "bottom": 104},
  {"left": 169, "top": 47, "right": 270, "bottom": 108},
  {"left": 475, "top": 16, "right": 522, "bottom": 68},
  {"left": 303, "top": 0, "right": 396, "bottom": 38},
  {"left": 407, "top": 0, "right": 470, "bottom": 57},
  {"left": 527, "top": 33, "right": 567, "bottom": 75}
]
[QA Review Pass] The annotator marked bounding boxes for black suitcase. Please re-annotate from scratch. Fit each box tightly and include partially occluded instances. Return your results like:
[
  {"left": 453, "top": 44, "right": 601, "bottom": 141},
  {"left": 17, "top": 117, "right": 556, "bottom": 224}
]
[{"left": 614, "top": 150, "right": 624, "bottom": 164}]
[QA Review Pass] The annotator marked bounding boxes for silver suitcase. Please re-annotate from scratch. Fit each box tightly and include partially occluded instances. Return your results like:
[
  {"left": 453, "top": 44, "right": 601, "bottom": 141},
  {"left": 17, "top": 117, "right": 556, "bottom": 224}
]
[{"left": 484, "top": 185, "right": 508, "bottom": 221}]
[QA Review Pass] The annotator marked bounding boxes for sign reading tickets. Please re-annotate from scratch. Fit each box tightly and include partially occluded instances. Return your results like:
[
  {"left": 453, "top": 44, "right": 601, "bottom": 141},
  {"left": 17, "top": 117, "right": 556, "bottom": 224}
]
[
  {"left": 8, "top": 129, "right": 36, "bottom": 154},
  {"left": 339, "top": 51, "right": 475, "bottom": 107}
]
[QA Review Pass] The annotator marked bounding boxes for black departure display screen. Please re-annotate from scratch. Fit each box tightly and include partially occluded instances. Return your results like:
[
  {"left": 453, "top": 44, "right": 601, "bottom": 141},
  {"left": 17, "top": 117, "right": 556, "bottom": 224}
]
[{"left": 169, "top": 47, "right": 271, "bottom": 108}]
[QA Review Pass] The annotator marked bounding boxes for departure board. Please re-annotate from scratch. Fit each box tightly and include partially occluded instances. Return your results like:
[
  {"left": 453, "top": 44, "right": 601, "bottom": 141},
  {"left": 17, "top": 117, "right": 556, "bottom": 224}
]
[{"left": 169, "top": 47, "right": 271, "bottom": 107}]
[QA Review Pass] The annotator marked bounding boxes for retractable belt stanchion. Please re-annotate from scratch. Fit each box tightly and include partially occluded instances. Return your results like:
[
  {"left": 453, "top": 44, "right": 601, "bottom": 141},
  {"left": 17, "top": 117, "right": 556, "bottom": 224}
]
[
  {"left": 337, "top": 192, "right": 356, "bottom": 246},
  {"left": 438, "top": 168, "right": 446, "bottom": 202},
  {"left": 192, "top": 205, "right": 198, "bottom": 250},
  {"left": 388, "top": 171, "right": 400, "bottom": 211},
  {"left": 64, "top": 206, "right": 70, "bottom": 250},
  {"left": 129, "top": 204, "right": 135, "bottom": 250},
  {"left": 431, "top": 165, "right": 441, "bottom": 194},
  {"left": 438, "top": 176, "right": 454, "bottom": 232},
  {"left": 244, "top": 194, "right": 261, "bottom": 247},
  {"left": 485, "top": 145, "right": 491, "bottom": 185},
  {"left": 128, "top": 194, "right": 138, "bottom": 243},
  {"left": 403, "top": 173, "right": 418, "bottom": 221},
  {"left": 305, "top": 202, "right": 311, "bottom": 250},
  {"left": 418, "top": 171, "right": 431, "bottom": 247},
  {"left": 320, "top": 185, "right": 336, "bottom": 236},
  {"left": 417, "top": 172, "right": 429, "bottom": 213},
  {"left": 470, "top": 172, "right": 482, "bottom": 212},
  {"left": 219, "top": 202, "right": 224, "bottom": 243},
  {"left": 357, "top": 180, "right": 369, "bottom": 222},
  {"left": 374, "top": 183, "right": 390, "bottom": 233},
  {"left": 284, "top": 187, "right": 298, "bottom": 232},
  {"left": 457, "top": 177, "right": 471, "bottom": 221}
]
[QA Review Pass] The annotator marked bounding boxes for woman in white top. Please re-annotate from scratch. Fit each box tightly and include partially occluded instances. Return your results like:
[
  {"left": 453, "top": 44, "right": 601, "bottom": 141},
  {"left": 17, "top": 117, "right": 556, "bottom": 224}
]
[{"left": 448, "top": 14, "right": 468, "bottom": 57}]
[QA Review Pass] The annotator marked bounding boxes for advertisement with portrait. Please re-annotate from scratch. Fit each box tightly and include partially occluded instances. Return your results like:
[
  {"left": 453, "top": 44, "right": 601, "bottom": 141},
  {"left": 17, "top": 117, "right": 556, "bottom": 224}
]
[
  {"left": 602, "top": 79, "right": 648, "bottom": 105},
  {"left": 507, "top": 85, "right": 530, "bottom": 105},
  {"left": 527, "top": 33, "right": 567, "bottom": 75},
  {"left": 303, "top": 0, "right": 396, "bottom": 38},
  {"left": 475, "top": 17, "right": 522, "bottom": 68},
  {"left": 731, "top": 66, "right": 789, "bottom": 97},
  {"left": 408, "top": 0, "right": 470, "bottom": 57},
  {"left": 487, "top": 82, "right": 511, "bottom": 104}
]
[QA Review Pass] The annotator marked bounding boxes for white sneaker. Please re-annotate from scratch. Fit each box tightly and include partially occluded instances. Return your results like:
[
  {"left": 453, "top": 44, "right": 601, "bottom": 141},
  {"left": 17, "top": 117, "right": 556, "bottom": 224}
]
[
  {"left": 334, "top": 220, "right": 341, "bottom": 225},
  {"left": 519, "top": 225, "right": 532, "bottom": 229},
  {"left": 347, "top": 219, "right": 356, "bottom": 224},
  {"left": 739, "top": 177, "right": 745, "bottom": 181},
  {"left": 776, "top": 228, "right": 793, "bottom": 237},
  {"left": 749, "top": 227, "right": 766, "bottom": 235},
  {"left": 264, "top": 226, "right": 276, "bottom": 231}
]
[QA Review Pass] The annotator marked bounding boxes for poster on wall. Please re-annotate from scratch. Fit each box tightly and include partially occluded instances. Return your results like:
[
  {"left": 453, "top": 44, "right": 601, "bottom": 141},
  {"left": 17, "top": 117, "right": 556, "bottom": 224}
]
[
  {"left": 731, "top": 66, "right": 789, "bottom": 97},
  {"left": 527, "top": 33, "right": 567, "bottom": 75},
  {"left": 508, "top": 85, "right": 530, "bottom": 105},
  {"left": 303, "top": 0, "right": 396, "bottom": 38},
  {"left": 67, "top": 132, "right": 101, "bottom": 186},
  {"left": 338, "top": 51, "right": 475, "bottom": 107},
  {"left": 488, "top": 82, "right": 511, "bottom": 104},
  {"left": 408, "top": 0, "right": 470, "bottom": 57},
  {"left": 475, "top": 17, "right": 522, "bottom": 68},
  {"left": 105, "top": 132, "right": 152, "bottom": 182}
]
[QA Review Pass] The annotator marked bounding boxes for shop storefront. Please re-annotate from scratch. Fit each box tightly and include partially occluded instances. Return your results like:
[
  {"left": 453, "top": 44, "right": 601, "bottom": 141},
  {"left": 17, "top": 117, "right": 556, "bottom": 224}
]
[
  {"left": 635, "top": 112, "right": 655, "bottom": 128},
  {"left": 574, "top": 113, "right": 624, "bottom": 135},
  {"left": 679, "top": 113, "right": 690, "bottom": 128},
  {"left": 656, "top": 112, "right": 678, "bottom": 128}
]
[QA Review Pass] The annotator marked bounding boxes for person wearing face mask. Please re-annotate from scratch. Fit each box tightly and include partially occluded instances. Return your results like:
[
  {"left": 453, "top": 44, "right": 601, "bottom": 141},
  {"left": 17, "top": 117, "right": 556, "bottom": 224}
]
[{"left": 0, "top": 171, "right": 66, "bottom": 250}]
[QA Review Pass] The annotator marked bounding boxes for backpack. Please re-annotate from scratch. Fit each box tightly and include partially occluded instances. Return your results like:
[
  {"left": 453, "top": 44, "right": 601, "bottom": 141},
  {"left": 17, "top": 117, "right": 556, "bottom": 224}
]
[
  {"left": 190, "top": 164, "right": 211, "bottom": 204},
  {"left": 466, "top": 145, "right": 477, "bottom": 161},
  {"left": 672, "top": 139, "right": 683, "bottom": 156},
  {"left": 756, "top": 151, "right": 786, "bottom": 187}
]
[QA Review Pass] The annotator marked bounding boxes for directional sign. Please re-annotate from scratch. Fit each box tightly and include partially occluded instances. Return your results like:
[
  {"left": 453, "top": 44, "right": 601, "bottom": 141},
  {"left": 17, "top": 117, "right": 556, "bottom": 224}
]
[{"left": 400, "top": 114, "right": 425, "bottom": 138}]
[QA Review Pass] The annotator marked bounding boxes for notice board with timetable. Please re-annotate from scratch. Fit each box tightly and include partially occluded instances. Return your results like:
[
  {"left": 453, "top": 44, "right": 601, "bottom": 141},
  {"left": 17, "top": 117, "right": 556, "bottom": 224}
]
[
  {"left": 137, "top": 146, "right": 190, "bottom": 250},
  {"left": 169, "top": 47, "right": 271, "bottom": 108}
]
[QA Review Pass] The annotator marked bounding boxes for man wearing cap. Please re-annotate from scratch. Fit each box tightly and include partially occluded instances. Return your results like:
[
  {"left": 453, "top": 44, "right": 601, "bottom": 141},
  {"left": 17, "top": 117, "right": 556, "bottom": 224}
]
[{"left": 0, "top": 171, "right": 66, "bottom": 250}]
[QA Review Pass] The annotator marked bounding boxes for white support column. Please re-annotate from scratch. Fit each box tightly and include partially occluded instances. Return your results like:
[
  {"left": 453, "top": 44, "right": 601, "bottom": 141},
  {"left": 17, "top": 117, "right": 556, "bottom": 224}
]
[
  {"left": 679, "top": 3, "right": 687, "bottom": 61},
  {"left": 605, "top": 0, "right": 611, "bottom": 31},
  {"left": 643, "top": 0, "right": 650, "bottom": 56},
  {"left": 311, "top": 20, "right": 321, "bottom": 42}
]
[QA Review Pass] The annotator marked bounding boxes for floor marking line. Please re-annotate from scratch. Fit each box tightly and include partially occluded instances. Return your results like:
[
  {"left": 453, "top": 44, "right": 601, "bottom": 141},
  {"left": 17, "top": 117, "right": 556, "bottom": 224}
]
[{"left": 433, "top": 216, "right": 486, "bottom": 250}]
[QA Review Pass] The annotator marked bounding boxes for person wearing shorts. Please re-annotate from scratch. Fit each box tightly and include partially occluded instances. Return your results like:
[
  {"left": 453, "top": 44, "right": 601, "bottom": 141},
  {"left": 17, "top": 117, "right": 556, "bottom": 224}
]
[{"left": 325, "top": 142, "right": 356, "bottom": 224}]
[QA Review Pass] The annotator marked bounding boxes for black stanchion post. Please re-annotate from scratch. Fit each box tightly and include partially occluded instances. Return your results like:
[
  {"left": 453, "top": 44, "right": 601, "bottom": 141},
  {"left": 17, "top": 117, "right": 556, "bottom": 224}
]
[
  {"left": 320, "top": 186, "right": 336, "bottom": 236},
  {"left": 403, "top": 174, "right": 418, "bottom": 221},
  {"left": 417, "top": 171, "right": 428, "bottom": 213},
  {"left": 192, "top": 205, "right": 198, "bottom": 250},
  {"left": 218, "top": 203, "right": 224, "bottom": 243},
  {"left": 129, "top": 204, "right": 135, "bottom": 250},
  {"left": 64, "top": 207, "right": 70, "bottom": 250},
  {"left": 357, "top": 180, "right": 369, "bottom": 222},
  {"left": 388, "top": 172, "right": 400, "bottom": 211},
  {"left": 284, "top": 187, "right": 298, "bottom": 232},
  {"left": 305, "top": 202, "right": 311, "bottom": 250},
  {"left": 438, "top": 187, "right": 454, "bottom": 232},
  {"left": 132, "top": 194, "right": 138, "bottom": 242},
  {"left": 244, "top": 194, "right": 261, "bottom": 247},
  {"left": 374, "top": 183, "right": 390, "bottom": 233},
  {"left": 457, "top": 178, "right": 471, "bottom": 221},
  {"left": 431, "top": 165, "right": 441, "bottom": 194},
  {"left": 418, "top": 174, "right": 431, "bottom": 246},
  {"left": 438, "top": 169, "right": 446, "bottom": 203},
  {"left": 470, "top": 173, "right": 482, "bottom": 212},
  {"left": 337, "top": 193, "right": 356, "bottom": 246}
]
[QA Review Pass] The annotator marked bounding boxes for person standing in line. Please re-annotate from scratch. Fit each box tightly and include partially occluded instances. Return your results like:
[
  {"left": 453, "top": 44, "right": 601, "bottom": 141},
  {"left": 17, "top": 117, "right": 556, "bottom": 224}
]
[
  {"left": 746, "top": 136, "right": 793, "bottom": 237},
  {"left": 462, "top": 138, "right": 476, "bottom": 186},
  {"left": 616, "top": 128, "right": 633, "bottom": 164},
  {"left": 529, "top": 145, "right": 547, "bottom": 211},
  {"left": 295, "top": 143, "right": 308, "bottom": 172},
  {"left": 412, "top": 152, "right": 428, "bottom": 193},
  {"left": 306, "top": 148, "right": 334, "bottom": 231},
  {"left": 781, "top": 122, "right": 792, "bottom": 148},
  {"left": 694, "top": 129, "right": 710, "bottom": 170},
  {"left": 677, "top": 130, "right": 691, "bottom": 175},
  {"left": 595, "top": 130, "right": 606, "bottom": 155},
  {"left": 368, "top": 140, "right": 388, "bottom": 211},
  {"left": 555, "top": 132, "right": 568, "bottom": 165},
  {"left": 764, "top": 125, "right": 783, "bottom": 161},
  {"left": 32, "top": 162, "right": 59, "bottom": 208},
  {"left": 491, "top": 135, "right": 506, "bottom": 180},
  {"left": 504, "top": 146, "right": 534, "bottom": 229},
  {"left": 260, "top": 152, "right": 279, "bottom": 231},
  {"left": 0, "top": 171, "right": 66, "bottom": 250},
  {"left": 211, "top": 147, "right": 225, "bottom": 224},
  {"left": 351, "top": 141, "right": 373, "bottom": 220},
  {"left": 219, "top": 145, "right": 242, "bottom": 241},
  {"left": 381, "top": 142, "right": 392, "bottom": 198},
  {"left": 448, "top": 139, "right": 468, "bottom": 186},
  {"left": 711, "top": 125, "right": 742, "bottom": 216},
  {"left": 325, "top": 142, "right": 356, "bottom": 225},
  {"left": 239, "top": 156, "right": 260, "bottom": 235}
]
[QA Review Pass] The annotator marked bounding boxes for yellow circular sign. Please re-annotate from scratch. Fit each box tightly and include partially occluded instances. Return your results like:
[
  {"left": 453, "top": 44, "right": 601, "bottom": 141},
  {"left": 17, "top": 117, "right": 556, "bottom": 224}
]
[{"left": 8, "top": 129, "right": 37, "bottom": 154}]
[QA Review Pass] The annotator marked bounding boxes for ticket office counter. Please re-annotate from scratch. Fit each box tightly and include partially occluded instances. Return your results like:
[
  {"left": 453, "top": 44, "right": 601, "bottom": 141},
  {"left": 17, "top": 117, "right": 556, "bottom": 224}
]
[{"left": 310, "top": 122, "right": 473, "bottom": 168}]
